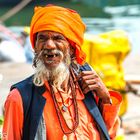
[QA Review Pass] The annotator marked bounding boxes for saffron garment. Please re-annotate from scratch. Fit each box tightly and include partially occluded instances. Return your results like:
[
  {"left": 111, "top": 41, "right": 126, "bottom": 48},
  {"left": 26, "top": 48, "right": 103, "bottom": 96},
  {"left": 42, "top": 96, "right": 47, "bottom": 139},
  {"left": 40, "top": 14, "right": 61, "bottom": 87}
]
[{"left": 3, "top": 81, "right": 122, "bottom": 140}]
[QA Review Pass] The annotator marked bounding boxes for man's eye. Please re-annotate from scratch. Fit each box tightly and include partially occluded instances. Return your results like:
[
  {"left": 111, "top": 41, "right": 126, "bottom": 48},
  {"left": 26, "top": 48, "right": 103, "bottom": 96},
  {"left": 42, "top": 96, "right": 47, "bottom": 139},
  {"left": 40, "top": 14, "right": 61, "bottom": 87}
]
[
  {"left": 54, "top": 36, "right": 64, "bottom": 40},
  {"left": 38, "top": 37, "right": 45, "bottom": 41},
  {"left": 37, "top": 35, "right": 47, "bottom": 42}
]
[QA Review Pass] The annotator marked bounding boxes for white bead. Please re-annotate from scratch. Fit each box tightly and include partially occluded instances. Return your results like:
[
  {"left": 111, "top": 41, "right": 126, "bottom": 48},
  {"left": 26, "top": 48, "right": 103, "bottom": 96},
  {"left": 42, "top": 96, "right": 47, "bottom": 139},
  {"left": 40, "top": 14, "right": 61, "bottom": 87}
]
[
  {"left": 63, "top": 134, "right": 67, "bottom": 140},
  {"left": 62, "top": 105, "right": 67, "bottom": 112}
]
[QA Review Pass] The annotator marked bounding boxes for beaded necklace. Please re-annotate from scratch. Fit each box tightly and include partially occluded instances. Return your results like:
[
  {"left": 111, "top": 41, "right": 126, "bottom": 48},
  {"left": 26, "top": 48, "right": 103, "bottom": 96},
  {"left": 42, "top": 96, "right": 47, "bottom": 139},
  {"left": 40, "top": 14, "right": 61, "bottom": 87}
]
[{"left": 49, "top": 68, "right": 79, "bottom": 134}]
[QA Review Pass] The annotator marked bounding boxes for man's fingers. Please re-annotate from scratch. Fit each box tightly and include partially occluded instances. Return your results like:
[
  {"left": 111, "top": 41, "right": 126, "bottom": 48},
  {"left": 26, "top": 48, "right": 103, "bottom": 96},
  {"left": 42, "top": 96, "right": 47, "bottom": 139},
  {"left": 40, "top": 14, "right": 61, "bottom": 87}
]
[
  {"left": 82, "top": 83, "right": 100, "bottom": 94},
  {"left": 81, "top": 71, "right": 97, "bottom": 76}
]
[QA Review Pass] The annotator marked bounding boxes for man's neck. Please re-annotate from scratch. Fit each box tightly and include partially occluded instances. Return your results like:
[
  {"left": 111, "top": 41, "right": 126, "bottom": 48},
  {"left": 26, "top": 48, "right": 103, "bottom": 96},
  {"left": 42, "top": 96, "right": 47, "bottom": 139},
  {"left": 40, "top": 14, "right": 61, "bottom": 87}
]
[{"left": 60, "top": 75, "right": 70, "bottom": 92}]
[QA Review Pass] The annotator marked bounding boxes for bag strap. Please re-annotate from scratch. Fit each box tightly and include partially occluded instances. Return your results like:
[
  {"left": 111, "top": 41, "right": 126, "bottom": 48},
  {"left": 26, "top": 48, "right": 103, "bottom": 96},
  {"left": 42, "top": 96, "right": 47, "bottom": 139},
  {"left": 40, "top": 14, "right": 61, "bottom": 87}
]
[{"left": 80, "top": 63, "right": 110, "bottom": 140}]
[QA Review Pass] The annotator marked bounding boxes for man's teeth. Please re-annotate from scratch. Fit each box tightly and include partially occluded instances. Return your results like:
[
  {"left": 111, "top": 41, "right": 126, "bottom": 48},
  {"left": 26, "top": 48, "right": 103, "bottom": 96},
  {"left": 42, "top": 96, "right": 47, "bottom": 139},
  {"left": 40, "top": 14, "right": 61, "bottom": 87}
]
[{"left": 45, "top": 54, "right": 57, "bottom": 58}]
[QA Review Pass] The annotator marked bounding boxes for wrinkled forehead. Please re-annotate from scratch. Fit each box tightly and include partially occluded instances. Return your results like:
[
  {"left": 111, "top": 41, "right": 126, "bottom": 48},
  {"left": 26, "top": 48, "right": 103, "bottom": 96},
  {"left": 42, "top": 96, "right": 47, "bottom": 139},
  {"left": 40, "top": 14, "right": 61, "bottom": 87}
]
[{"left": 36, "top": 30, "right": 66, "bottom": 38}]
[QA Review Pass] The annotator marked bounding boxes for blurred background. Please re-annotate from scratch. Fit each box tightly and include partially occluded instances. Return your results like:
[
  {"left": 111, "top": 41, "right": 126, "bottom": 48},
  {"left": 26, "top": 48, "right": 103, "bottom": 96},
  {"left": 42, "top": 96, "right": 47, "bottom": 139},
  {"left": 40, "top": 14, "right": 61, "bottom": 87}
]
[
  {"left": 0, "top": 0, "right": 140, "bottom": 140},
  {"left": 0, "top": 0, "right": 140, "bottom": 55}
]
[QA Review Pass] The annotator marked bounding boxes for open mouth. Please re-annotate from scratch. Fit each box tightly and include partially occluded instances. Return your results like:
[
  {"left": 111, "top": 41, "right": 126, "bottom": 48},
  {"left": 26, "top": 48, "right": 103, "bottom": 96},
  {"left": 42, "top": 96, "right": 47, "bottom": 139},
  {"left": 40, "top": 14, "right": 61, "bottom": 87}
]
[
  {"left": 42, "top": 49, "right": 64, "bottom": 66},
  {"left": 45, "top": 54, "right": 59, "bottom": 58},
  {"left": 43, "top": 49, "right": 63, "bottom": 59}
]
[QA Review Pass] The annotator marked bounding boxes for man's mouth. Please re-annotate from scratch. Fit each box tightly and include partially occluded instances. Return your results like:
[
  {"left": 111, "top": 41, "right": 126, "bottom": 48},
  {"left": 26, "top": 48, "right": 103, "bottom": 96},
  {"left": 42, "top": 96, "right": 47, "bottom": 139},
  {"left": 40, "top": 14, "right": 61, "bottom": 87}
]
[
  {"left": 42, "top": 49, "right": 63, "bottom": 59},
  {"left": 45, "top": 54, "right": 59, "bottom": 58},
  {"left": 41, "top": 49, "right": 64, "bottom": 66}
]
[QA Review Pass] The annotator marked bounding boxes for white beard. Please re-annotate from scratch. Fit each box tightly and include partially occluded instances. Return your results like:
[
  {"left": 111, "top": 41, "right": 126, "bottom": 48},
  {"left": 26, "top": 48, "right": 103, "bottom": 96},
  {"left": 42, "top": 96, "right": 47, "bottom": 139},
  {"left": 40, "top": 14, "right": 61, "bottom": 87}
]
[{"left": 33, "top": 52, "right": 70, "bottom": 88}]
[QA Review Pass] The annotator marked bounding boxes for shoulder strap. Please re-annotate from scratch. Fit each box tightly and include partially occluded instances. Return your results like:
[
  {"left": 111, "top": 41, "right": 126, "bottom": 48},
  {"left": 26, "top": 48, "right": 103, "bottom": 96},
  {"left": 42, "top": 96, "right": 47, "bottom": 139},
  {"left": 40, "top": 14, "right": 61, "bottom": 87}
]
[{"left": 80, "top": 63, "right": 110, "bottom": 140}]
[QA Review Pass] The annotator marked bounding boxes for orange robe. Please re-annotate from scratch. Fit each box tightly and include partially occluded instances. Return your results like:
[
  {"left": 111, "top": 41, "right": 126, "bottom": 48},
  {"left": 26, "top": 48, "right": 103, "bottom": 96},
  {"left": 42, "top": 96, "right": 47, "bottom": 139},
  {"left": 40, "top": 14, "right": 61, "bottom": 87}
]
[{"left": 3, "top": 81, "right": 122, "bottom": 140}]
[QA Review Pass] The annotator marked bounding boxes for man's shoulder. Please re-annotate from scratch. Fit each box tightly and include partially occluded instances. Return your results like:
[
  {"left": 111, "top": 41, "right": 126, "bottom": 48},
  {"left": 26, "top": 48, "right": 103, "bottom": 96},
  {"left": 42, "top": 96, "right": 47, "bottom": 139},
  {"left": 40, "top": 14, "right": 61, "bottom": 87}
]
[
  {"left": 6, "top": 88, "right": 22, "bottom": 104},
  {"left": 5, "top": 76, "right": 33, "bottom": 105},
  {"left": 10, "top": 75, "right": 34, "bottom": 91}
]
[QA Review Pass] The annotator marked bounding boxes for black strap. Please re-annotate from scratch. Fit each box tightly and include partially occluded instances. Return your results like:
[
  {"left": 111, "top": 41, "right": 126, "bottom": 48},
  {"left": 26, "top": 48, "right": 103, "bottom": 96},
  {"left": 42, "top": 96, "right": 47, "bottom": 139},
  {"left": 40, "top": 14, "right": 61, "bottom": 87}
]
[{"left": 80, "top": 63, "right": 110, "bottom": 140}]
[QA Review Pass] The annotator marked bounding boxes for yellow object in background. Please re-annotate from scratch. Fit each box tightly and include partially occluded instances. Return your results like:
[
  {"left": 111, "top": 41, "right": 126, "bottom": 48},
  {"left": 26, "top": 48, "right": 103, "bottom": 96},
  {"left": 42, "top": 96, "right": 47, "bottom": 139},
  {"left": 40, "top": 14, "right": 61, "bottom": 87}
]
[
  {"left": 23, "top": 26, "right": 30, "bottom": 35},
  {"left": 115, "top": 127, "right": 125, "bottom": 140},
  {"left": 82, "top": 30, "right": 131, "bottom": 116}
]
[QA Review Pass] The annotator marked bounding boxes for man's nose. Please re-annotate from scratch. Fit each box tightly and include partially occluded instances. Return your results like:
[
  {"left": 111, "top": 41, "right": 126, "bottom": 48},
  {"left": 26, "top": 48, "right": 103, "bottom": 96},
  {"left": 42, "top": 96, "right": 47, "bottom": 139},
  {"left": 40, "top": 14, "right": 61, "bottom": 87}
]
[{"left": 44, "top": 39, "right": 56, "bottom": 50}]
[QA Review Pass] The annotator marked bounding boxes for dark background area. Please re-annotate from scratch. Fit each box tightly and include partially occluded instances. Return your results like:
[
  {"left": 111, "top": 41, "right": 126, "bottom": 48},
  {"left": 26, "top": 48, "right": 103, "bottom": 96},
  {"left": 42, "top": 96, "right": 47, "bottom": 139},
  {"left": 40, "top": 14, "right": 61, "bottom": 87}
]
[{"left": 0, "top": 0, "right": 140, "bottom": 26}]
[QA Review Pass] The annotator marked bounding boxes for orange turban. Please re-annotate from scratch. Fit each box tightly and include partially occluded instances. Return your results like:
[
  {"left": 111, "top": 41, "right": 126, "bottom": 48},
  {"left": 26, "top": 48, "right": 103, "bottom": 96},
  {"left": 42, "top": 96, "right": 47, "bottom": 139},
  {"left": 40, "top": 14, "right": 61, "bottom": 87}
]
[{"left": 30, "top": 5, "right": 86, "bottom": 64}]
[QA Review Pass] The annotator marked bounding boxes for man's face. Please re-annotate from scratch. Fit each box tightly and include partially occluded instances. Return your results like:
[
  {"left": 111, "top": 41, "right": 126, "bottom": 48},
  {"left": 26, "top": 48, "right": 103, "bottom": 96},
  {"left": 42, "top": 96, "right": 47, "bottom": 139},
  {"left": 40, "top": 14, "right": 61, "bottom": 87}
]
[{"left": 35, "top": 31, "right": 70, "bottom": 68}]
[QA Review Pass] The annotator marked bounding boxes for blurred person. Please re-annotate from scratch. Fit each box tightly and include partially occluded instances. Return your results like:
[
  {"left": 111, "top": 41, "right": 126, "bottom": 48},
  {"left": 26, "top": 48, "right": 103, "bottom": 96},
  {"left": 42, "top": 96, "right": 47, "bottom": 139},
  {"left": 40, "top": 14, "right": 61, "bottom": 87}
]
[
  {"left": 0, "top": 37, "right": 10, "bottom": 62},
  {"left": 22, "top": 27, "right": 34, "bottom": 63},
  {"left": 24, "top": 35, "right": 34, "bottom": 63},
  {"left": 2, "top": 5, "right": 122, "bottom": 140},
  {"left": 0, "top": 37, "right": 26, "bottom": 62}
]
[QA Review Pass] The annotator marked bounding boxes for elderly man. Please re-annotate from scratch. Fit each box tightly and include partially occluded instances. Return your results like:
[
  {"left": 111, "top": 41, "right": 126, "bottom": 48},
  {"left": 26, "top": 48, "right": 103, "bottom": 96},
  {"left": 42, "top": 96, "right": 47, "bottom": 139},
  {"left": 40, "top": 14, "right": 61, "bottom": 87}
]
[{"left": 3, "top": 5, "right": 122, "bottom": 140}]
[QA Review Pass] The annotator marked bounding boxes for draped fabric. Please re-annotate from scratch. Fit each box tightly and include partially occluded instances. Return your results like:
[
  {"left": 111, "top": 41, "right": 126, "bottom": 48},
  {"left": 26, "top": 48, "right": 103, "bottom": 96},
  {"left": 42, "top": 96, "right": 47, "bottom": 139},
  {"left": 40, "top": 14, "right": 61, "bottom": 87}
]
[{"left": 30, "top": 5, "right": 86, "bottom": 64}]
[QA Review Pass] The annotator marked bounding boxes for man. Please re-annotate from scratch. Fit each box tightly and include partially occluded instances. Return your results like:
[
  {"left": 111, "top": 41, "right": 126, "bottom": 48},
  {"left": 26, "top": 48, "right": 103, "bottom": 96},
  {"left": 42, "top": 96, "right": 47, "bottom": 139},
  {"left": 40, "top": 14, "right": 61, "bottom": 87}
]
[{"left": 3, "top": 5, "right": 122, "bottom": 140}]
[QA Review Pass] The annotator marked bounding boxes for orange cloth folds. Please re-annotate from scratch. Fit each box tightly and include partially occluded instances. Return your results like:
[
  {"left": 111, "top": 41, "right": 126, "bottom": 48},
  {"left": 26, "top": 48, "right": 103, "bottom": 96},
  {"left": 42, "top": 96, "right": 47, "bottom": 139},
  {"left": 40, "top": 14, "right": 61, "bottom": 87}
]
[{"left": 30, "top": 5, "right": 86, "bottom": 64}]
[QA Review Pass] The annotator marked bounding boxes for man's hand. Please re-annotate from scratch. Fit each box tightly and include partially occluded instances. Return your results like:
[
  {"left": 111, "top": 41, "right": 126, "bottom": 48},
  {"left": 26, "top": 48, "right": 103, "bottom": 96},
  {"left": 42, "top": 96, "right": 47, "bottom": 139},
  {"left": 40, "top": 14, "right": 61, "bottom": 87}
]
[{"left": 79, "top": 70, "right": 111, "bottom": 104}]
